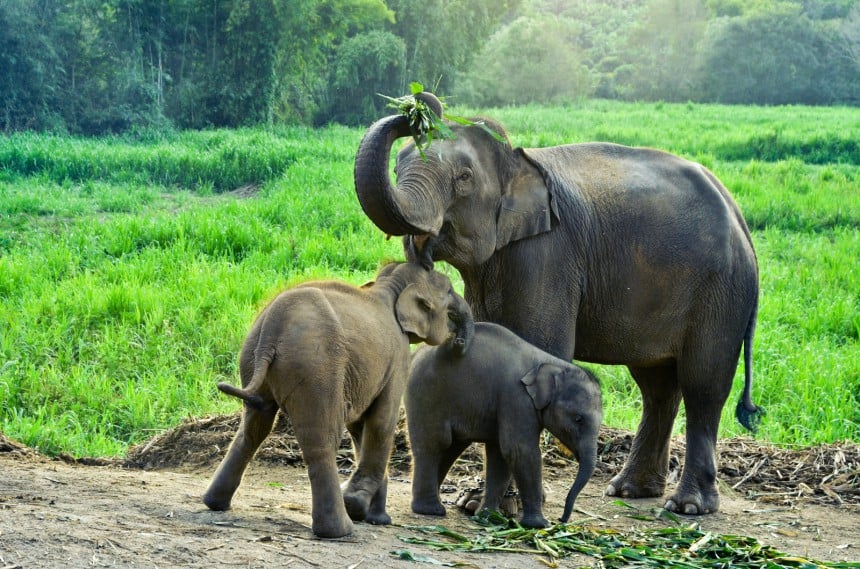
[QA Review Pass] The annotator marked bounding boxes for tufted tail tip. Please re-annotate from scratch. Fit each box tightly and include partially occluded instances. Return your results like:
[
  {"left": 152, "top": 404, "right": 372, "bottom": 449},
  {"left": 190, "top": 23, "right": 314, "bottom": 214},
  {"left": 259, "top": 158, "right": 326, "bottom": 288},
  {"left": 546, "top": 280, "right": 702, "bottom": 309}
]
[{"left": 736, "top": 399, "right": 765, "bottom": 434}]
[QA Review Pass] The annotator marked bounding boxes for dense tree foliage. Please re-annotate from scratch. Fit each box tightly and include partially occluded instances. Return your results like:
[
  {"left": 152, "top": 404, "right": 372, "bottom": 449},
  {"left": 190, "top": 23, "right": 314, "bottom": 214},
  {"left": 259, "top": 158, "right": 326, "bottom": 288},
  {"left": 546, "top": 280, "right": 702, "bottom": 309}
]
[
  {"left": 460, "top": 14, "right": 595, "bottom": 106},
  {"left": 325, "top": 30, "right": 406, "bottom": 124},
  {"left": 455, "top": 0, "right": 858, "bottom": 107},
  {"left": 698, "top": 2, "right": 859, "bottom": 104},
  {"left": 1, "top": 0, "right": 856, "bottom": 134}
]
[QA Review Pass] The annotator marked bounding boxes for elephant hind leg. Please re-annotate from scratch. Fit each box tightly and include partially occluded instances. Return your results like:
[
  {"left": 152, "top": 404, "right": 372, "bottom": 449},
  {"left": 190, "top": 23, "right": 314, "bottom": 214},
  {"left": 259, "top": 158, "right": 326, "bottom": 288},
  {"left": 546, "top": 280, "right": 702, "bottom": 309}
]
[
  {"left": 606, "top": 364, "right": 681, "bottom": 500},
  {"left": 203, "top": 398, "right": 279, "bottom": 511},
  {"left": 288, "top": 393, "right": 355, "bottom": 538},
  {"left": 343, "top": 421, "right": 393, "bottom": 524},
  {"left": 343, "top": 399, "right": 400, "bottom": 524},
  {"left": 664, "top": 355, "right": 737, "bottom": 515},
  {"left": 409, "top": 440, "right": 468, "bottom": 517}
]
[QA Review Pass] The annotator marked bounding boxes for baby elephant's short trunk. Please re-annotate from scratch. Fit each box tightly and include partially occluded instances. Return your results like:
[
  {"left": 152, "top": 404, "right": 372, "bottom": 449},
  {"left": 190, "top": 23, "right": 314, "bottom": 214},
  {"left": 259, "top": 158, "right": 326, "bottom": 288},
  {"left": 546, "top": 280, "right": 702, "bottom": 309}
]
[{"left": 560, "top": 445, "right": 597, "bottom": 523}]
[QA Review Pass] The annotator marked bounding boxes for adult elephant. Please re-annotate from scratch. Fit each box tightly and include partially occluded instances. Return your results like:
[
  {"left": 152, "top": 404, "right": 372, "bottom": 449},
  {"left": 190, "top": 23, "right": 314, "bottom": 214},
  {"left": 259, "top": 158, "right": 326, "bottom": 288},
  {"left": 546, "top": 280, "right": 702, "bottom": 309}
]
[{"left": 353, "top": 92, "right": 762, "bottom": 515}]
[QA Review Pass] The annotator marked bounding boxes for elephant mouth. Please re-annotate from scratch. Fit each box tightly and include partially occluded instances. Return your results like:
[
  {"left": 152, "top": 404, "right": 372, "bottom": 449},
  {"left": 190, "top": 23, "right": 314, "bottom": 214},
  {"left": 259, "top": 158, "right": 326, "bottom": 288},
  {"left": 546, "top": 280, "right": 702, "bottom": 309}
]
[
  {"left": 406, "top": 233, "right": 440, "bottom": 269},
  {"left": 411, "top": 233, "right": 434, "bottom": 250}
]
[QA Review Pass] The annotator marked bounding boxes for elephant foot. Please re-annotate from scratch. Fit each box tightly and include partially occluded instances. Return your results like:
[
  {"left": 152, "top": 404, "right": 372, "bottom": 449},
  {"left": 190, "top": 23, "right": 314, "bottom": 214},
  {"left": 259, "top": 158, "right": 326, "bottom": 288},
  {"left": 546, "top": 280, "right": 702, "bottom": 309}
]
[
  {"left": 364, "top": 510, "right": 392, "bottom": 526},
  {"left": 343, "top": 490, "right": 372, "bottom": 521},
  {"left": 456, "top": 487, "right": 519, "bottom": 517},
  {"left": 412, "top": 498, "right": 446, "bottom": 517},
  {"left": 202, "top": 488, "right": 233, "bottom": 511},
  {"left": 344, "top": 491, "right": 391, "bottom": 525},
  {"left": 455, "top": 488, "right": 482, "bottom": 514},
  {"left": 663, "top": 485, "right": 719, "bottom": 515},
  {"left": 519, "top": 513, "right": 550, "bottom": 529},
  {"left": 605, "top": 470, "right": 666, "bottom": 499},
  {"left": 312, "top": 514, "right": 354, "bottom": 539}
]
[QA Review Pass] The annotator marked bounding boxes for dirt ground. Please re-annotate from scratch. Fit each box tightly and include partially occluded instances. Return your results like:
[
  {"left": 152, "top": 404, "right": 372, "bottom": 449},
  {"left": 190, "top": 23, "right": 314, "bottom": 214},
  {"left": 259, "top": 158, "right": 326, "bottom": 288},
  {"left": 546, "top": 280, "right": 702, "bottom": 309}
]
[{"left": 1, "top": 415, "right": 858, "bottom": 569}]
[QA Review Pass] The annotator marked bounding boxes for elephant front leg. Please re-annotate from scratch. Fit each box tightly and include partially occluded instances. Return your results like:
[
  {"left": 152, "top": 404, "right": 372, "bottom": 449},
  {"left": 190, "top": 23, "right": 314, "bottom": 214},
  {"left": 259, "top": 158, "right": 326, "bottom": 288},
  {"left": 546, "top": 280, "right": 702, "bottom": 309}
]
[
  {"left": 607, "top": 365, "right": 681, "bottom": 499},
  {"left": 505, "top": 444, "right": 548, "bottom": 529},
  {"left": 203, "top": 401, "right": 278, "bottom": 511}
]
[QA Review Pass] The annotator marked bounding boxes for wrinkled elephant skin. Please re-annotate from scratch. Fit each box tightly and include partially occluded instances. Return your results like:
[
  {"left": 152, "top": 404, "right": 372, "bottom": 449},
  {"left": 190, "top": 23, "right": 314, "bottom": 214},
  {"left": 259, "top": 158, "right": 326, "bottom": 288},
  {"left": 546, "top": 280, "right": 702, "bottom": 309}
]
[
  {"left": 355, "top": 92, "right": 762, "bottom": 515},
  {"left": 203, "top": 262, "right": 473, "bottom": 538},
  {"left": 406, "top": 322, "right": 602, "bottom": 528}
]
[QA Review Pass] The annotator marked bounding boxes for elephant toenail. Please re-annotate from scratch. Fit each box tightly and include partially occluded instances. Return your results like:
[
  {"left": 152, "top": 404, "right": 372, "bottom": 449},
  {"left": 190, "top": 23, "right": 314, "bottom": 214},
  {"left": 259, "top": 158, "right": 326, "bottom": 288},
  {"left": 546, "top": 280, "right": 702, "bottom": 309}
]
[
  {"left": 684, "top": 503, "right": 698, "bottom": 515},
  {"left": 606, "top": 484, "right": 617, "bottom": 496}
]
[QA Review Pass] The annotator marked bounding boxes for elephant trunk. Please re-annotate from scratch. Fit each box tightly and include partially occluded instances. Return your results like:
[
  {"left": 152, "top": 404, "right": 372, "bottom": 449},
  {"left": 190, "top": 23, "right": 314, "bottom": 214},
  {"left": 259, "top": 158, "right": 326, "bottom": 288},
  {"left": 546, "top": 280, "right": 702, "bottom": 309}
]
[
  {"left": 353, "top": 92, "right": 446, "bottom": 237},
  {"left": 448, "top": 293, "right": 475, "bottom": 356},
  {"left": 559, "top": 442, "right": 597, "bottom": 523}
]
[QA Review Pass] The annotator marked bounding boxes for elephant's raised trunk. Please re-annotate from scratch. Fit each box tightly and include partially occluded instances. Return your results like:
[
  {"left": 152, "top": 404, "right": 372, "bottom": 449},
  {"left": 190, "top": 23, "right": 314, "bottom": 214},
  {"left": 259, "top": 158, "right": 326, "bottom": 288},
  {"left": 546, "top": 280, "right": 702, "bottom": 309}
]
[
  {"left": 353, "top": 92, "right": 445, "bottom": 237},
  {"left": 560, "top": 443, "right": 597, "bottom": 523}
]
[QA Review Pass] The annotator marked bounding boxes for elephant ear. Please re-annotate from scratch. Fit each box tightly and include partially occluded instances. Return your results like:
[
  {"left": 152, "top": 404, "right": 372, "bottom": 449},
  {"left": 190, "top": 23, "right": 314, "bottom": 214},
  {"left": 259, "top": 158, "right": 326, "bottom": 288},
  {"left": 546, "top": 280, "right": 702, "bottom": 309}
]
[
  {"left": 520, "top": 363, "right": 560, "bottom": 410},
  {"left": 395, "top": 283, "right": 432, "bottom": 340},
  {"left": 496, "top": 150, "right": 556, "bottom": 250}
]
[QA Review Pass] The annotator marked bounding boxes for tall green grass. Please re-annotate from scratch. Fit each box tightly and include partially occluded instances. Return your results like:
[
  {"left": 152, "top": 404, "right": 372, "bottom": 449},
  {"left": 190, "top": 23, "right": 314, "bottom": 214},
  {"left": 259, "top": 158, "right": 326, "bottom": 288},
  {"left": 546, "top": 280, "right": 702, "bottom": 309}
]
[
  {"left": 1, "top": 100, "right": 857, "bottom": 456},
  {"left": 0, "top": 125, "right": 361, "bottom": 192},
  {"left": 477, "top": 100, "right": 860, "bottom": 165}
]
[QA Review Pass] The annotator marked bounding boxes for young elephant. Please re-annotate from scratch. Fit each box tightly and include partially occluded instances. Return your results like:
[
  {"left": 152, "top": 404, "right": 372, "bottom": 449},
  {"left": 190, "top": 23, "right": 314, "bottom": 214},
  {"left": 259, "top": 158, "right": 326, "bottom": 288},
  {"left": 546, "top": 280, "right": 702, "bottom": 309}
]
[
  {"left": 203, "top": 262, "right": 474, "bottom": 538},
  {"left": 406, "top": 322, "right": 602, "bottom": 528}
]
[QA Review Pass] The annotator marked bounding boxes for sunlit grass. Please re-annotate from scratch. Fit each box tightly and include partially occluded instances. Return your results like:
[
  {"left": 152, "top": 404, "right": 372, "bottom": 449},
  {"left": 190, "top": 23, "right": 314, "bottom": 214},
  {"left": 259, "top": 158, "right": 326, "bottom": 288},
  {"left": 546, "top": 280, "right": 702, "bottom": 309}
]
[
  {"left": 0, "top": 101, "right": 857, "bottom": 456},
  {"left": 466, "top": 100, "right": 859, "bottom": 166}
]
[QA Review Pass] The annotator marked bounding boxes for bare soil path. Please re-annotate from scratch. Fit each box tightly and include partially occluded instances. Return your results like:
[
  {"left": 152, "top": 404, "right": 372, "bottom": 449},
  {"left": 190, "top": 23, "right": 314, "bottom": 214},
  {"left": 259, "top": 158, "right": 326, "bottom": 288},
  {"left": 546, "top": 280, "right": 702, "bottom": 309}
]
[{"left": 1, "top": 417, "right": 858, "bottom": 568}]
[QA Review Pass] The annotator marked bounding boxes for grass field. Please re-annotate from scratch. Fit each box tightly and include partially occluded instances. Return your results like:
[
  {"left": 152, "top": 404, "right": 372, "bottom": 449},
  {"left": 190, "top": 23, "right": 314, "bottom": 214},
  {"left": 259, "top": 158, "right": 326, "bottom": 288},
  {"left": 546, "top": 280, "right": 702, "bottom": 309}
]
[{"left": 0, "top": 100, "right": 858, "bottom": 457}]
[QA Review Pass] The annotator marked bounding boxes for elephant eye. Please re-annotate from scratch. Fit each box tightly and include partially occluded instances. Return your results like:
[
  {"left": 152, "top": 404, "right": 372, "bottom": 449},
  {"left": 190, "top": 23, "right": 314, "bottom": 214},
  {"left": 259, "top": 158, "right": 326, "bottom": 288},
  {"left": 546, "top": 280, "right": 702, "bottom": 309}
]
[
  {"left": 456, "top": 169, "right": 472, "bottom": 183},
  {"left": 574, "top": 415, "right": 583, "bottom": 423},
  {"left": 419, "top": 298, "right": 433, "bottom": 312}
]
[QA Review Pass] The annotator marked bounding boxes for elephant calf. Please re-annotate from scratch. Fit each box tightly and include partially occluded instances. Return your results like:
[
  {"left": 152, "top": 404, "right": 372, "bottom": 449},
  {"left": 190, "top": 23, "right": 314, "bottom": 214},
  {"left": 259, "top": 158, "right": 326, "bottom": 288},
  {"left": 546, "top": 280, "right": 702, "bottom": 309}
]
[
  {"left": 203, "top": 262, "right": 474, "bottom": 538},
  {"left": 406, "top": 322, "right": 602, "bottom": 528}
]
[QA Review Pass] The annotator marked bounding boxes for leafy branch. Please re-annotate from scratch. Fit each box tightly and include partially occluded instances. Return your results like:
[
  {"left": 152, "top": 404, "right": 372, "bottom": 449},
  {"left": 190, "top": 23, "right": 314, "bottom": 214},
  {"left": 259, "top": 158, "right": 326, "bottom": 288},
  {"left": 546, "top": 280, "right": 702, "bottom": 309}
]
[{"left": 379, "top": 82, "right": 503, "bottom": 159}]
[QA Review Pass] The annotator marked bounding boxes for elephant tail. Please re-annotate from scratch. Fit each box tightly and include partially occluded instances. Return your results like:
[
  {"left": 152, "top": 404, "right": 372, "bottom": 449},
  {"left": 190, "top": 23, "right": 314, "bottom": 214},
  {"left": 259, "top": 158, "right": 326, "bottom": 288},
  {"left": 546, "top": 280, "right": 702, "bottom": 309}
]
[
  {"left": 735, "top": 299, "right": 765, "bottom": 433},
  {"left": 217, "top": 360, "right": 271, "bottom": 411}
]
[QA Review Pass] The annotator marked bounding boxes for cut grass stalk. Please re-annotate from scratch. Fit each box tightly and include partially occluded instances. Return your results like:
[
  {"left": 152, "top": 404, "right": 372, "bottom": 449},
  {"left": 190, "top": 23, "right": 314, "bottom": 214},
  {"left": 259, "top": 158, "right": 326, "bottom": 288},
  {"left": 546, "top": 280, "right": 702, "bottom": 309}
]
[{"left": 399, "top": 516, "right": 856, "bottom": 568}]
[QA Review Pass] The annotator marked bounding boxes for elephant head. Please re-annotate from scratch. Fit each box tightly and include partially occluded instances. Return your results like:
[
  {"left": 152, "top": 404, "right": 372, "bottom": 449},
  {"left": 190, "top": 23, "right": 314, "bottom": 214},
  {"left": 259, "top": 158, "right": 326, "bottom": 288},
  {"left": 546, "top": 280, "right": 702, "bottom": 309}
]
[
  {"left": 521, "top": 363, "right": 602, "bottom": 522},
  {"left": 354, "top": 92, "right": 554, "bottom": 271},
  {"left": 382, "top": 262, "right": 474, "bottom": 354}
]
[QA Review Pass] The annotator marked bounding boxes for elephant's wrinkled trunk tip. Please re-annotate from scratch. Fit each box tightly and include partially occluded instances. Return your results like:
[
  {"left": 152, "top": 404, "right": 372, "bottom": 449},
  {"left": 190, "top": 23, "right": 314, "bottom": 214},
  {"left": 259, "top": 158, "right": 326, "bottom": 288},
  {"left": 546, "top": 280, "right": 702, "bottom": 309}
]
[
  {"left": 559, "top": 446, "right": 596, "bottom": 523},
  {"left": 415, "top": 91, "right": 444, "bottom": 120},
  {"left": 408, "top": 234, "right": 436, "bottom": 270},
  {"left": 559, "top": 487, "right": 580, "bottom": 523},
  {"left": 450, "top": 337, "right": 467, "bottom": 355}
]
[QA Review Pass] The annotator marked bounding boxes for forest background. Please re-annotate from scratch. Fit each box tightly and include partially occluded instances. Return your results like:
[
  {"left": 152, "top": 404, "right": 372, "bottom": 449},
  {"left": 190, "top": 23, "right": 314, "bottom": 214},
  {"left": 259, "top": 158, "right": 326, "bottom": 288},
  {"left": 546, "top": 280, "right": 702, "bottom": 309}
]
[{"left": 2, "top": 0, "right": 859, "bottom": 135}]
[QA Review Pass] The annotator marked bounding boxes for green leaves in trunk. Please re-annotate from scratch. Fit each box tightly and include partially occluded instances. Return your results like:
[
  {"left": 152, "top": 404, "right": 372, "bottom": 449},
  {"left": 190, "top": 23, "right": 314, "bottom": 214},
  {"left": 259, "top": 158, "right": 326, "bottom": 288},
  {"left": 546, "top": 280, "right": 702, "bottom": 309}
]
[{"left": 379, "top": 82, "right": 502, "bottom": 159}]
